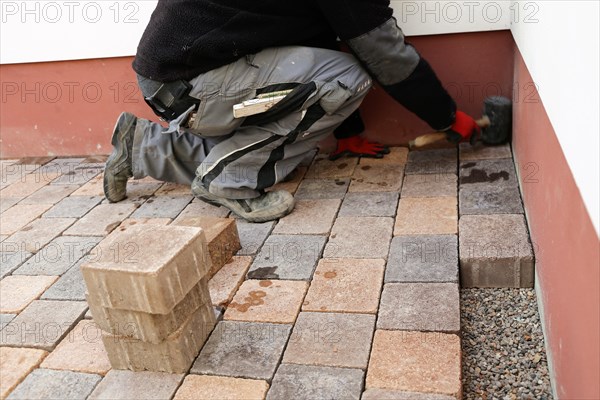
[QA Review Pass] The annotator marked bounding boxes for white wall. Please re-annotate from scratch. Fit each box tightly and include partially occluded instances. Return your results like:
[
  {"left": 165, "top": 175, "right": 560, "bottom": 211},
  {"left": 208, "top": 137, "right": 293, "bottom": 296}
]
[{"left": 511, "top": 0, "right": 600, "bottom": 233}]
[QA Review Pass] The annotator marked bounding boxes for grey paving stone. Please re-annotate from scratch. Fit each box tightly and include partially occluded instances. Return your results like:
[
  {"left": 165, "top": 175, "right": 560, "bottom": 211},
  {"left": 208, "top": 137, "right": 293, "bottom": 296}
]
[
  {"left": 51, "top": 166, "right": 103, "bottom": 186},
  {"left": 5, "top": 217, "right": 76, "bottom": 253},
  {"left": 377, "top": 283, "right": 460, "bottom": 332},
  {"left": 43, "top": 196, "right": 103, "bottom": 218},
  {"left": 179, "top": 200, "right": 230, "bottom": 218},
  {"left": 459, "top": 142, "right": 512, "bottom": 161},
  {"left": 0, "top": 300, "right": 87, "bottom": 350},
  {"left": 324, "top": 217, "right": 393, "bottom": 259},
  {"left": 7, "top": 369, "right": 101, "bottom": 400},
  {"left": 131, "top": 195, "right": 192, "bottom": 219},
  {"left": 41, "top": 260, "right": 86, "bottom": 301},
  {"left": 236, "top": 220, "right": 275, "bottom": 256},
  {"left": 305, "top": 154, "right": 357, "bottom": 179},
  {"left": 88, "top": 370, "right": 184, "bottom": 400},
  {"left": 14, "top": 236, "right": 102, "bottom": 276},
  {"left": 459, "top": 159, "right": 519, "bottom": 190},
  {"left": 247, "top": 235, "right": 326, "bottom": 280},
  {"left": 405, "top": 149, "right": 457, "bottom": 175},
  {"left": 35, "top": 158, "right": 83, "bottom": 176},
  {"left": 295, "top": 178, "right": 350, "bottom": 199},
  {"left": 401, "top": 174, "right": 457, "bottom": 198},
  {"left": 459, "top": 214, "right": 534, "bottom": 288},
  {"left": 459, "top": 185, "right": 524, "bottom": 215},
  {"left": 267, "top": 364, "right": 364, "bottom": 400},
  {"left": 191, "top": 320, "right": 292, "bottom": 380},
  {"left": 386, "top": 235, "right": 458, "bottom": 283},
  {"left": 0, "top": 197, "right": 21, "bottom": 213},
  {"left": 19, "top": 184, "right": 79, "bottom": 205},
  {"left": 362, "top": 388, "right": 456, "bottom": 400},
  {"left": 339, "top": 192, "right": 399, "bottom": 217},
  {"left": 0, "top": 250, "right": 33, "bottom": 279},
  {"left": 0, "top": 313, "right": 16, "bottom": 330}
]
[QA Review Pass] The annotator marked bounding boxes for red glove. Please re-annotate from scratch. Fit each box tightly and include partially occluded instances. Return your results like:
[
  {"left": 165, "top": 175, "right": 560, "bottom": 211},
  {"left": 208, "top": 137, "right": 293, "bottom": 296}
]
[
  {"left": 329, "top": 136, "right": 390, "bottom": 160},
  {"left": 446, "top": 111, "right": 480, "bottom": 145}
]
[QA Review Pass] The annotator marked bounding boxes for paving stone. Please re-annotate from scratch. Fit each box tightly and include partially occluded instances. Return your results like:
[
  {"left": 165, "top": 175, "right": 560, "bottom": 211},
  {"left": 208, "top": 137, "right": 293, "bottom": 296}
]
[
  {"left": 268, "top": 166, "right": 307, "bottom": 195},
  {"left": 14, "top": 236, "right": 102, "bottom": 276},
  {"left": 267, "top": 364, "right": 364, "bottom": 400},
  {"left": 377, "top": 283, "right": 460, "bottom": 332},
  {"left": 6, "top": 368, "right": 101, "bottom": 400},
  {"left": 39, "top": 158, "right": 85, "bottom": 175},
  {"left": 20, "top": 184, "right": 79, "bottom": 204},
  {"left": 154, "top": 182, "right": 192, "bottom": 196},
  {"left": 118, "top": 218, "right": 171, "bottom": 229},
  {"left": 0, "top": 275, "right": 59, "bottom": 313},
  {"left": 247, "top": 235, "right": 326, "bottom": 280},
  {"left": 236, "top": 220, "right": 275, "bottom": 256},
  {"left": 324, "top": 217, "right": 393, "bottom": 259},
  {"left": 174, "top": 375, "right": 269, "bottom": 400},
  {"left": 283, "top": 312, "right": 375, "bottom": 368},
  {"left": 0, "top": 250, "right": 33, "bottom": 279},
  {"left": 1, "top": 162, "right": 50, "bottom": 190},
  {"left": 273, "top": 199, "right": 340, "bottom": 235},
  {"left": 1, "top": 300, "right": 87, "bottom": 350},
  {"left": 362, "top": 388, "right": 457, "bottom": 399},
  {"left": 172, "top": 216, "right": 241, "bottom": 278},
  {"left": 82, "top": 155, "right": 109, "bottom": 164},
  {"left": 360, "top": 147, "right": 409, "bottom": 166},
  {"left": 386, "top": 235, "right": 458, "bottom": 283},
  {"left": 459, "top": 185, "right": 524, "bottom": 214},
  {"left": 177, "top": 200, "right": 230, "bottom": 218},
  {"left": 114, "top": 180, "right": 165, "bottom": 206},
  {"left": 0, "top": 204, "right": 53, "bottom": 235},
  {"left": 64, "top": 203, "right": 138, "bottom": 236},
  {"left": 5, "top": 217, "right": 76, "bottom": 253},
  {"left": 41, "top": 260, "right": 87, "bottom": 301},
  {"left": 366, "top": 330, "right": 461, "bottom": 398},
  {"left": 305, "top": 154, "right": 357, "bottom": 179},
  {"left": 459, "top": 159, "right": 519, "bottom": 190},
  {"left": 459, "top": 142, "right": 512, "bottom": 160},
  {"left": 209, "top": 256, "right": 253, "bottom": 307},
  {"left": 51, "top": 166, "right": 102, "bottom": 185},
  {"left": 0, "top": 197, "right": 21, "bottom": 213},
  {"left": 131, "top": 195, "right": 192, "bottom": 219},
  {"left": 89, "top": 278, "right": 212, "bottom": 343},
  {"left": 459, "top": 214, "right": 534, "bottom": 288},
  {"left": 191, "top": 320, "right": 291, "bottom": 380},
  {"left": 82, "top": 225, "right": 210, "bottom": 313},
  {"left": 40, "top": 320, "right": 111, "bottom": 375},
  {"left": 1, "top": 313, "right": 16, "bottom": 329},
  {"left": 43, "top": 196, "right": 102, "bottom": 218},
  {"left": 401, "top": 174, "right": 457, "bottom": 198},
  {"left": 339, "top": 192, "right": 399, "bottom": 217},
  {"left": 0, "top": 347, "right": 48, "bottom": 399},
  {"left": 225, "top": 280, "right": 308, "bottom": 324},
  {"left": 394, "top": 197, "right": 457, "bottom": 236},
  {"left": 303, "top": 258, "right": 384, "bottom": 314},
  {"left": 295, "top": 178, "right": 350, "bottom": 199},
  {"left": 405, "top": 149, "right": 457, "bottom": 175},
  {"left": 0, "top": 171, "right": 60, "bottom": 198},
  {"left": 89, "top": 370, "right": 184, "bottom": 400},
  {"left": 70, "top": 174, "right": 104, "bottom": 196},
  {"left": 349, "top": 164, "right": 404, "bottom": 192},
  {"left": 102, "top": 303, "right": 216, "bottom": 373}
]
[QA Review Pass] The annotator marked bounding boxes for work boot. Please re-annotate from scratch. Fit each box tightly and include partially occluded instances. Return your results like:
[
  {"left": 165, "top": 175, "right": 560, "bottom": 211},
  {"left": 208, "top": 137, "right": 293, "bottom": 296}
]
[
  {"left": 191, "top": 178, "right": 295, "bottom": 223},
  {"left": 103, "top": 112, "right": 137, "bottom": 203}
]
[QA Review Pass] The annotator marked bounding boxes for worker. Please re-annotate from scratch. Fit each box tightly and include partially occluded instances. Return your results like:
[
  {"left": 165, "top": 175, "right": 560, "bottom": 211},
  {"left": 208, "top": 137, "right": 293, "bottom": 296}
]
[{"left": 103, "top": 0, "right": 480, "bottom": 222}]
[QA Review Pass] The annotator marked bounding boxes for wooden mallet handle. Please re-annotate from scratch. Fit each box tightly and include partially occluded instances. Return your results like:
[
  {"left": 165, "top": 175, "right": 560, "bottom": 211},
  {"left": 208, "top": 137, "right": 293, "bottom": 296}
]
[{"left": 409, "top": 116, "right": 490, "bottom": 149}]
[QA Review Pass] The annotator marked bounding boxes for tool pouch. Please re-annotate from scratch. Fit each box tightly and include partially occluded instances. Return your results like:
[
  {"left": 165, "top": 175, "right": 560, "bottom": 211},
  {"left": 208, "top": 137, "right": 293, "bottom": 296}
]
[{"left": 144, "top": 80, "right": 200, "bottom": 122}]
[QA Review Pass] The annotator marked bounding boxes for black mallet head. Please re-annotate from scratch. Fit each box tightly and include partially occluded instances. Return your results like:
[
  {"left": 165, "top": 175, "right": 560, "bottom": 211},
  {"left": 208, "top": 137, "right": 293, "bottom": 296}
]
[{"left": 481, "top": 96, "right": 512, "bottom": 145}]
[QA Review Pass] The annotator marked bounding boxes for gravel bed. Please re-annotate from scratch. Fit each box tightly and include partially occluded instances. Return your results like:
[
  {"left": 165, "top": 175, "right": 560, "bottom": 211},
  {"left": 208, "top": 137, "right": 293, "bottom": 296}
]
[{"left": 461, "top": 288, "right": 553, "bottom": 399}]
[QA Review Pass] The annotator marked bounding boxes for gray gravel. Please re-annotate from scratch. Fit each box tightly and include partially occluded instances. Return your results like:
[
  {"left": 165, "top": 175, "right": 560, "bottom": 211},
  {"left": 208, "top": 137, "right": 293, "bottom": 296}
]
[{"left": 461, "top": 288, "right": 553, "bottom": 399}]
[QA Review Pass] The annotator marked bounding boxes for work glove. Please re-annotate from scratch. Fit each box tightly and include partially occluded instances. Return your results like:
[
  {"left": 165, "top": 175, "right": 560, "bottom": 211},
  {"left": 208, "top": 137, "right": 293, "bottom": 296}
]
[
  {"left": 445, "top": 111, "right": 480, "bottom": 145},
  {"left": 329, "top": 136, "right": 390, "bottom": 161}
]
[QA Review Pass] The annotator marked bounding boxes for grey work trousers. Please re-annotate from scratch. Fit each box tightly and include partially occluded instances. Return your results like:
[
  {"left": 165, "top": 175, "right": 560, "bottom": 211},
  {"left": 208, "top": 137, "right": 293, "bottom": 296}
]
[{"left": 132, "top": 46, "right": 372, "bottom": 199}]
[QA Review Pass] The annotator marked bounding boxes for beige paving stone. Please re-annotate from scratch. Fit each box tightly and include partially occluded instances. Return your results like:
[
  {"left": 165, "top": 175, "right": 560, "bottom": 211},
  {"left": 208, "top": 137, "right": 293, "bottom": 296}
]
[
  {"left": 0, "top": 197, "right": 21, "bottom": 214},
  {"left": 268, "top": 166, "right": 307, "bottom": 195},
  {"left": 117, "top": 180, "right": 165, "bottom": 206},
  {"left": 349, "top": 164, "right": 404, "bottom": 192},
  {"left": 102, "top": 303, "right": 216, "bottom": 373},
  {"left": 20, "top": 184, "right": 79, "bottom": 205},
  {"left": 0, "top": 204, "right": 52, "bottom": 235},
  {"left": 283, "top": 312, "right": 375, "bottom": 369},
  {"left": 177, "top": 200, "right": 230, "bottom": 219},
  {"left": 302, "top": 258, "right": 384, "bottom": 314},
  {"left": 395, "top": 197, "right": 457, "bottom": 236},
  {"left": 0, "top": 171, "right": 60, "bottom": 198},
  {"left": 174, "top": 375, "right": 269, "bottom": 400},
  {"left": 366, "top": 330, "right": 461, "bottom": 398},
  {"left": 324, "top": 217, "right": 393, "bottom": 259},
  {"left": 118, "top": 218, "right": 171, "bottom": 229},
  {"left": 360, "top": 147, "right": 409, "bottom": 166},
  {"left": 0, "top": 347, "right": 48, "bottom": 399},
  {"left": 70, "top": 174, "right": 104, "bottom": 196},
  {"left": 88, "top": 370, "right": 184, "bottom": 400},
  {"left": 401, "top": 174, "right": 457, "bottom": 198},
  {"left": 209, "top": 256, "right": 253, "bottom": 307},
  {"left": 4, "top": 217, "right": 75, "bottom": 253},
  {"left": 225, "top": 280, "right": 308, "bottom": 324},
  {"left": 41, "top": 320, "right": 111, "bottom": 375},
  {"left": 362, "top": 388, "right": 456, "bottom": 400},
  {"left": 0, "top": 275, "right": 58, "bottom": 313},
  {"left": 88, "top": 278, "right": 212, "bottom": 343},
  {"left": 305, "top": 154, "right": 357, "bottom": 179},
  {"left": 273, "top": 199, "right": 340, "bottom": 235},
  {"left": 1, "top": 163, "right": 47, "bottom": 190},
  {"left": 64, "top": 203, "right": 138, "bottom": 236},
  {"left": 154, "top": 182, "right": 192, "bottom": 196},
  {"left": 459, "top": 142, "right": 512, "bottom": 160},
  {"left": 172, "top": 217, "right": 241, "bottom": 278}
]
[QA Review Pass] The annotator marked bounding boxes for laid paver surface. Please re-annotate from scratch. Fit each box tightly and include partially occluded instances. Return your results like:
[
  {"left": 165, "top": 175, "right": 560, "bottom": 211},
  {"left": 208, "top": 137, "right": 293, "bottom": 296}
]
[{"left": 0, "top": 147, "right": 535, "bottom": 398}]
